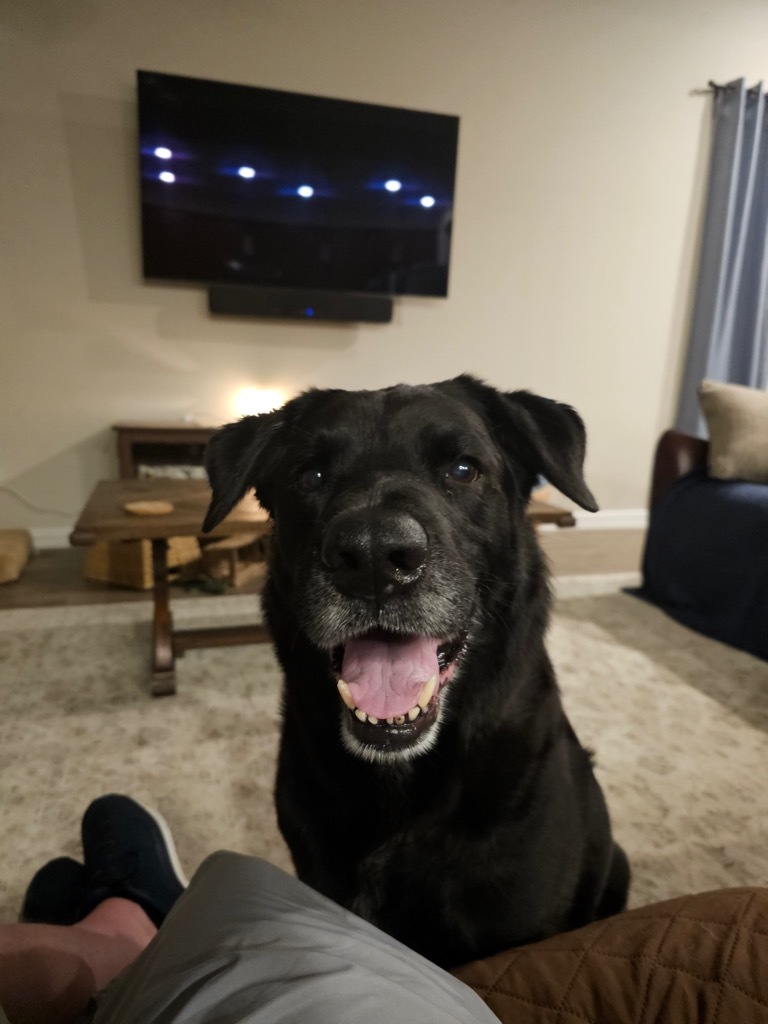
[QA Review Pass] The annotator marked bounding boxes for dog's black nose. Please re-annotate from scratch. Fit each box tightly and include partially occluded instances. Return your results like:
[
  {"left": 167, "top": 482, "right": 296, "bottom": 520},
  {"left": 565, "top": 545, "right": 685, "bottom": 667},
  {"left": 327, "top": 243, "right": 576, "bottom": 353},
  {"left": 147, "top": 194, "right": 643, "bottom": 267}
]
[{"left": 321, "top": 512, "right": 428, "bottom": 601}]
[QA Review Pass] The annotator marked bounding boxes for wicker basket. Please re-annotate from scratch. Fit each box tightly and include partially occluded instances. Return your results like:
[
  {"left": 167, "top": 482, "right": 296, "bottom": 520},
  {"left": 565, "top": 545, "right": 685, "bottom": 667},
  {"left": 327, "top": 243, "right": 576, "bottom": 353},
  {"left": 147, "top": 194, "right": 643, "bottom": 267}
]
[
  {"left": 0, "top": 529, "right": 33, "bottom": 584},
  {"left": 84, "top": 537, "right": 201, "bottom": 590}
]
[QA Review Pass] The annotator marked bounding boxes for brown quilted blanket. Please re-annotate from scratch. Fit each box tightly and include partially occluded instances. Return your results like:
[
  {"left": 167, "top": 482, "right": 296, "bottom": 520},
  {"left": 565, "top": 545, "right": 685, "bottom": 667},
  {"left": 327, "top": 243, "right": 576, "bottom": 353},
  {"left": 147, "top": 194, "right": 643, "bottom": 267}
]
[{"left": 454, "top": 887, "right": 768, "bottom": 1023}]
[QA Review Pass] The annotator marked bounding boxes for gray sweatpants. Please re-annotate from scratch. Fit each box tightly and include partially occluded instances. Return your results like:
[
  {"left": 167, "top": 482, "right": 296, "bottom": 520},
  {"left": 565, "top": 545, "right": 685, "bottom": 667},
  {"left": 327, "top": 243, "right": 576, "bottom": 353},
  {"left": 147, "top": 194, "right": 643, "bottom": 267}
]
[{"left": 91, "top": 851, "right": 498, "bottom": 1024}]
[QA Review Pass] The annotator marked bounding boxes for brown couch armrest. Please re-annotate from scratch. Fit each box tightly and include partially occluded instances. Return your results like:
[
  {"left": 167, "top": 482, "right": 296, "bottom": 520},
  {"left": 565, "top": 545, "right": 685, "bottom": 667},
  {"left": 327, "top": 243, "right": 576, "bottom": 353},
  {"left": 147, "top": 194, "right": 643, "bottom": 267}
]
[
  {"left": 453, "top": 887, "right": 768, "bottom": 1024},
  {"left": 650, "top": 429, "right": 708, "bottom": 508}
]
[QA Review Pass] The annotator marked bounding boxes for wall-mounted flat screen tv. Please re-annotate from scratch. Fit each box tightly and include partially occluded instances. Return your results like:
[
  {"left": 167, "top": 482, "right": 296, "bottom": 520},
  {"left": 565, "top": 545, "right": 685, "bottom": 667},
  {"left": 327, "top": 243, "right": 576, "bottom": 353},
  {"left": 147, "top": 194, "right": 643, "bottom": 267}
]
[{"left": 137, "top": 70, "right": 459, "bottom": 298}]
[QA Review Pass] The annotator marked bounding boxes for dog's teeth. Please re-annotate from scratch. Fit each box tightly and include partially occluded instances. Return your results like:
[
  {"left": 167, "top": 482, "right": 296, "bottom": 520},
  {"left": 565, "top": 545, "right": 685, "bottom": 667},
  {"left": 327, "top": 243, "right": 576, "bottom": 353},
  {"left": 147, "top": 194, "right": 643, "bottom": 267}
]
[
  {"left": 342, "top": 678, "right": 433, "bottom": 725},
  {"left": 417, "top": 676, "right": 437, "bottom": 709},
  {"left": 337, "top": 680, "right": 356, "bottom": 710}
]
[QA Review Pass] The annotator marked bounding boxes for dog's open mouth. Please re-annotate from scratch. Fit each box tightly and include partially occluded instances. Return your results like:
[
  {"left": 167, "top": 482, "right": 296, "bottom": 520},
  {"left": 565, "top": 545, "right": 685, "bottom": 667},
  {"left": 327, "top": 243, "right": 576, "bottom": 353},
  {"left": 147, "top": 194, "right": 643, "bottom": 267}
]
[{"left": 332, "top": 630, "right": 466, "bottom": 754}]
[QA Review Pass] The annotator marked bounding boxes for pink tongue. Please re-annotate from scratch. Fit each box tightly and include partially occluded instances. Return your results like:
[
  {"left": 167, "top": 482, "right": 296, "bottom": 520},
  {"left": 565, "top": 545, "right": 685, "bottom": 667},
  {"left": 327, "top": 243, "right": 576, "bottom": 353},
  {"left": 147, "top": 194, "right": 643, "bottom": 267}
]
[{"left": 342, "top": 635, "right": 439, "bottom": 719}]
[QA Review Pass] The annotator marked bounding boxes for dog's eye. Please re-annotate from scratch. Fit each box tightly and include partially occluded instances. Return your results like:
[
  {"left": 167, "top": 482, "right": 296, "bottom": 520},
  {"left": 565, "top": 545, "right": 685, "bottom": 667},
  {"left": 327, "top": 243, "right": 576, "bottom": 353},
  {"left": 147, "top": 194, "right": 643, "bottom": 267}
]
[
  {"left": 297, "top": 467, "right": 325, "bottom": 492},
  {"left": 447, "top": 459, "right": 480, "bottom": 484}
]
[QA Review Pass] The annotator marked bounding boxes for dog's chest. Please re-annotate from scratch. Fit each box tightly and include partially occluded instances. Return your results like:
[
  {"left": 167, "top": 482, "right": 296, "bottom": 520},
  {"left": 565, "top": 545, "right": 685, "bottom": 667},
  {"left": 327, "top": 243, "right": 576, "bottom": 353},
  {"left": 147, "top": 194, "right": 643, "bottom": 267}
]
[{"left": 349, "top": 813, "right": 451, "bottom": 921}]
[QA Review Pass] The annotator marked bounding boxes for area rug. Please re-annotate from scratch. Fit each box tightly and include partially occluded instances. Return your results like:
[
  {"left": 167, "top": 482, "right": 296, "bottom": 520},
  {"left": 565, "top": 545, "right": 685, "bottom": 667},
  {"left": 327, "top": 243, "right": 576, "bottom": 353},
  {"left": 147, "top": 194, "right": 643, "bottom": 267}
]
[{"left": 1, "top": 579, "right": 767, "bottom": 921}]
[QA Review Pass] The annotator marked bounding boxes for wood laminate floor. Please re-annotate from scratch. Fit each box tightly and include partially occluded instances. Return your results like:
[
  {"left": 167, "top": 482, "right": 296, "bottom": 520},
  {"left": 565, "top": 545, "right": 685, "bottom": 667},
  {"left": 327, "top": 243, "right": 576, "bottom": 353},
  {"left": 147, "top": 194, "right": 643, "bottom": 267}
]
[{"left": 0, "top": 529, "right": 645, "bottom": 611}]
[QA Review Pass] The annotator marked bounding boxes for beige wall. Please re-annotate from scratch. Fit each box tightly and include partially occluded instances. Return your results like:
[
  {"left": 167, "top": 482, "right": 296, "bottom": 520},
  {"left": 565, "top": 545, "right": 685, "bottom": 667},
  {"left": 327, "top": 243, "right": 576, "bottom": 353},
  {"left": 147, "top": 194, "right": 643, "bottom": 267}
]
[{"left": 2, "top": 0, "right": 767, "bottom": 534}]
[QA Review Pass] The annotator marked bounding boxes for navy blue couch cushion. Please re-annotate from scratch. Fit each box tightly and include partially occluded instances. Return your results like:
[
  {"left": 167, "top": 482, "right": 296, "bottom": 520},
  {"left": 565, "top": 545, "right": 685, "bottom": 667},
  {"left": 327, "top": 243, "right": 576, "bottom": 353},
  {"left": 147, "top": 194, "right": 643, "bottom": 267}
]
[{"left": 640, "top": 469, "right": 768, "bottom": 661}]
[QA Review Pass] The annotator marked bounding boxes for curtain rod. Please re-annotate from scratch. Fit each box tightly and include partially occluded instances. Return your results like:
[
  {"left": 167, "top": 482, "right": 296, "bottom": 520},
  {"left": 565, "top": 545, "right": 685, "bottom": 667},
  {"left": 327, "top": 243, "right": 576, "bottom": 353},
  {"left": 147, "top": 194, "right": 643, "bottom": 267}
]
[{"left": 691, "top": 80, "right": 762, "bottom": 96}]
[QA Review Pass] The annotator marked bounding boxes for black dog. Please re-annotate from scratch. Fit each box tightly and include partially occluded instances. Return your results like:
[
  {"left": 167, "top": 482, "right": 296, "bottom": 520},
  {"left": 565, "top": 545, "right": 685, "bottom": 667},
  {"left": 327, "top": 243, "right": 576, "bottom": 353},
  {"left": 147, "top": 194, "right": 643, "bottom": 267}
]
[{"left": 203, "top": 375, "right": 629, "bottom": 969}]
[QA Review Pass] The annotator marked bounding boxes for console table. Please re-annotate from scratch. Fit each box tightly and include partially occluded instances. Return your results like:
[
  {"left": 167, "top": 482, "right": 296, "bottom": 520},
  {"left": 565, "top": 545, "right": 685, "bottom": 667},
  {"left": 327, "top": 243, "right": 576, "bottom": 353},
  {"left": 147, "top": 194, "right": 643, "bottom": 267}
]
[
  {"left": 112, "top": 422, "right": 218, "bottom": 479},
  {"left": 110, "top": 422, "right": 576, "bottom": 530},
  {"left": 70, "top": 478, "right": 270, "bottom": 696}
]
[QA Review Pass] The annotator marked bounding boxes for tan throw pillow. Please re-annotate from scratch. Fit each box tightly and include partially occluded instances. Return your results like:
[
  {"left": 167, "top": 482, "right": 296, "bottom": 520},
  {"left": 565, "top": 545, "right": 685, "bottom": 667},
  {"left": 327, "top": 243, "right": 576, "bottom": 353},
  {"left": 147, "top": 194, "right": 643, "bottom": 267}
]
[{"left": 697, "top": 380, "right": 768, "bottom": 483}]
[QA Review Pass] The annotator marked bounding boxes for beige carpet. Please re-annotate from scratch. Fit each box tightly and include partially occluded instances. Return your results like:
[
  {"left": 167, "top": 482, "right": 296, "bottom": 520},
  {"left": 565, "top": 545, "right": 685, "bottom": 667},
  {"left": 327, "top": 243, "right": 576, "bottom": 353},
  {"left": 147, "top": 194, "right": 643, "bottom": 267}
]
[{"left": 1, "top": 578, "right": 767, "bottom": 922}]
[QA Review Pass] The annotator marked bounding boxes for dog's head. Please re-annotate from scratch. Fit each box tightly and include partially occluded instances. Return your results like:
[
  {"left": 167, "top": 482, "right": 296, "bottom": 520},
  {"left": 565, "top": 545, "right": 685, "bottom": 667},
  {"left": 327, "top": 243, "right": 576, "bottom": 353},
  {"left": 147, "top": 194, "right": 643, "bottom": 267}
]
[{"left": 204, "top": 375, "right": 596, "bottom": 763}]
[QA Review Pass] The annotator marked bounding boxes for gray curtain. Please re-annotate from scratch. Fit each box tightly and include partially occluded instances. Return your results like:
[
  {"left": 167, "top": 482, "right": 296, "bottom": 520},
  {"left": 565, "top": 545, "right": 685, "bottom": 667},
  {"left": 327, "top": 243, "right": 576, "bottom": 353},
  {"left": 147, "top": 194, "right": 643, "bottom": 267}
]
[{"left": 676, "top": 79, "right": 768, "bottom": 436}]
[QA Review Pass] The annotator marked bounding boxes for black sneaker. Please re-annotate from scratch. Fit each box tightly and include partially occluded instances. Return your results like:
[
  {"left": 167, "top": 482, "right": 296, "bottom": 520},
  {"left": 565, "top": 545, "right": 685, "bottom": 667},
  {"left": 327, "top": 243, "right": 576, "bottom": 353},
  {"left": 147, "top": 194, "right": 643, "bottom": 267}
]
[
  {"left": 20, "top": 856, "right": 88, "bottom": 924},
  {"left": 81, "top": 794, "right": 188, "bottom": 928}
]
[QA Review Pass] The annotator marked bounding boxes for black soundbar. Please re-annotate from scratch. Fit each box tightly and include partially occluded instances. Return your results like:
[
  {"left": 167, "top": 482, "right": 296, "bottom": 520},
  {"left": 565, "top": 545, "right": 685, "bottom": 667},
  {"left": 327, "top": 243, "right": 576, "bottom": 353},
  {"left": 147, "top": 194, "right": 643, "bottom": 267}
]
[{"left": 208, "top": 285, "right": 393, "bottom": 324}]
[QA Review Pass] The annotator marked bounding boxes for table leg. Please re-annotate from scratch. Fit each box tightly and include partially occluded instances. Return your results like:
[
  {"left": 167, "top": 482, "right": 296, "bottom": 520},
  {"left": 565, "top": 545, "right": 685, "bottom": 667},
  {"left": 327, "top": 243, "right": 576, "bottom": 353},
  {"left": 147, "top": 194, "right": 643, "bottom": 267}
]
[{"left": 151, "top": 538, "right": 176, "bottom": 696}]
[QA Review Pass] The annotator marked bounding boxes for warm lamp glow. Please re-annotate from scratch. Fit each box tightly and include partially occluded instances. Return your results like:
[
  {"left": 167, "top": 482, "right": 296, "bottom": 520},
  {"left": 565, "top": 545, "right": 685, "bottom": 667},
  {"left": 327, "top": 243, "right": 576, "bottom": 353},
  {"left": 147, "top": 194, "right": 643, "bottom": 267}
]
[{"left": 231, "top": 387, "right": 286, "bottom": 417}]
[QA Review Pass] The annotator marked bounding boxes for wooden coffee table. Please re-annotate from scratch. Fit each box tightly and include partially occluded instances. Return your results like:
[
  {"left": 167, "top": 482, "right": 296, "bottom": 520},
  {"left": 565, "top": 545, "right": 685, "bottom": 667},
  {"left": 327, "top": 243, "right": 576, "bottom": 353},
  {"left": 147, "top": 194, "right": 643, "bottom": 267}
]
[
  {"left": 70, "top": 479, "right": 271, "bottom": 696},
  {"left": 527, "top": 498, "right": 576, "bottom": 528},
  {"left": 70, "top": 480, "right": 575, "bottom": 697}
]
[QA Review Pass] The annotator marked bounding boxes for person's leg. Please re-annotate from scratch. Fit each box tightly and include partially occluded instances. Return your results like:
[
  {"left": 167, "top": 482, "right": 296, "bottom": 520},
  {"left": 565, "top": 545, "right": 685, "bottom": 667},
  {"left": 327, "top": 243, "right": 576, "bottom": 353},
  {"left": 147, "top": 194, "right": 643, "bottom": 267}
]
[
  {"left": 0, "top": 899, "right": 155, "bottom": 1024},
  {"left": 93, "top": 851, "right": 499, "bottom": 1024},
  {"left": 1, "top": 795, "right": 186, "bottom": 1024}
]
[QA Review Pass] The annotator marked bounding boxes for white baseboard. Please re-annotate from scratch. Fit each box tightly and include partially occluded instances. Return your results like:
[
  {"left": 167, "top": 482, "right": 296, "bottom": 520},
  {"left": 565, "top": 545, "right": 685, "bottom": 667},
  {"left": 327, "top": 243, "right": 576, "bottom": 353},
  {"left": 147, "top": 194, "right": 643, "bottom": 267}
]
[
  {"left": 31, "top": 526, "right": 73, "bottom": 550},
  {"left": 538, "top": 508, "right": 647, "bottom": 532},
  {"left": 574, "top": 508, "right": 647, "bottom": 530}
]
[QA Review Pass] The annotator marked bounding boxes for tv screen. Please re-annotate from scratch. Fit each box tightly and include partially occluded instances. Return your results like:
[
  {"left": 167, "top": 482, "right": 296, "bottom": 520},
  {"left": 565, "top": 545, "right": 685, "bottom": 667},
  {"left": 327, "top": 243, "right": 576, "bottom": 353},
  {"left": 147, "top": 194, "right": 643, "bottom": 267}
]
[{"left": 137, "top": 71, "right": 459, "bottom": 298}]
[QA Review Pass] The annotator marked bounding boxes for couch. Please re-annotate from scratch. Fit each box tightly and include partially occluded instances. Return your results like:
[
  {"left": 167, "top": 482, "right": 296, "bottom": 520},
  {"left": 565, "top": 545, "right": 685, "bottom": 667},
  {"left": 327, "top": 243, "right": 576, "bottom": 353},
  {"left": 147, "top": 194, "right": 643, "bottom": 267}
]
[
  {"left": 639, "top": 381, "right": 768, "bottom": 661},
  {"left": 454, "top": 885, "right": 768, "bottom": 1022}
]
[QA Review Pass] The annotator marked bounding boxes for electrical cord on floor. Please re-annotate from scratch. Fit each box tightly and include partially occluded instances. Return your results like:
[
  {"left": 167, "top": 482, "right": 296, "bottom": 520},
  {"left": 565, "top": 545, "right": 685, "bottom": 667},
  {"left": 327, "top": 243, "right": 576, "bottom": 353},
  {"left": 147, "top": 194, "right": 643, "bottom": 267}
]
[{"left": 0, "top": 485, "right": 73, "bottom": 517}]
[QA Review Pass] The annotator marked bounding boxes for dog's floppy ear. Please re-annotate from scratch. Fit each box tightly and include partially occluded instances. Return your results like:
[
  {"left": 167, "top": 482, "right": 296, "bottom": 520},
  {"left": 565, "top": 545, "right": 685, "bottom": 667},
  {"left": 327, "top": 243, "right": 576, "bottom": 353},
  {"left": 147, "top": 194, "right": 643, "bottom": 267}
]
[
  {"left": 202, "top": 410, "right": 283, "bottom": 532},
  {"left": 501, "top": 389, "right": 598, "bottom": 512},
  {"left": 451, "top": 375, "right": 598, "bottom": 512}
]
